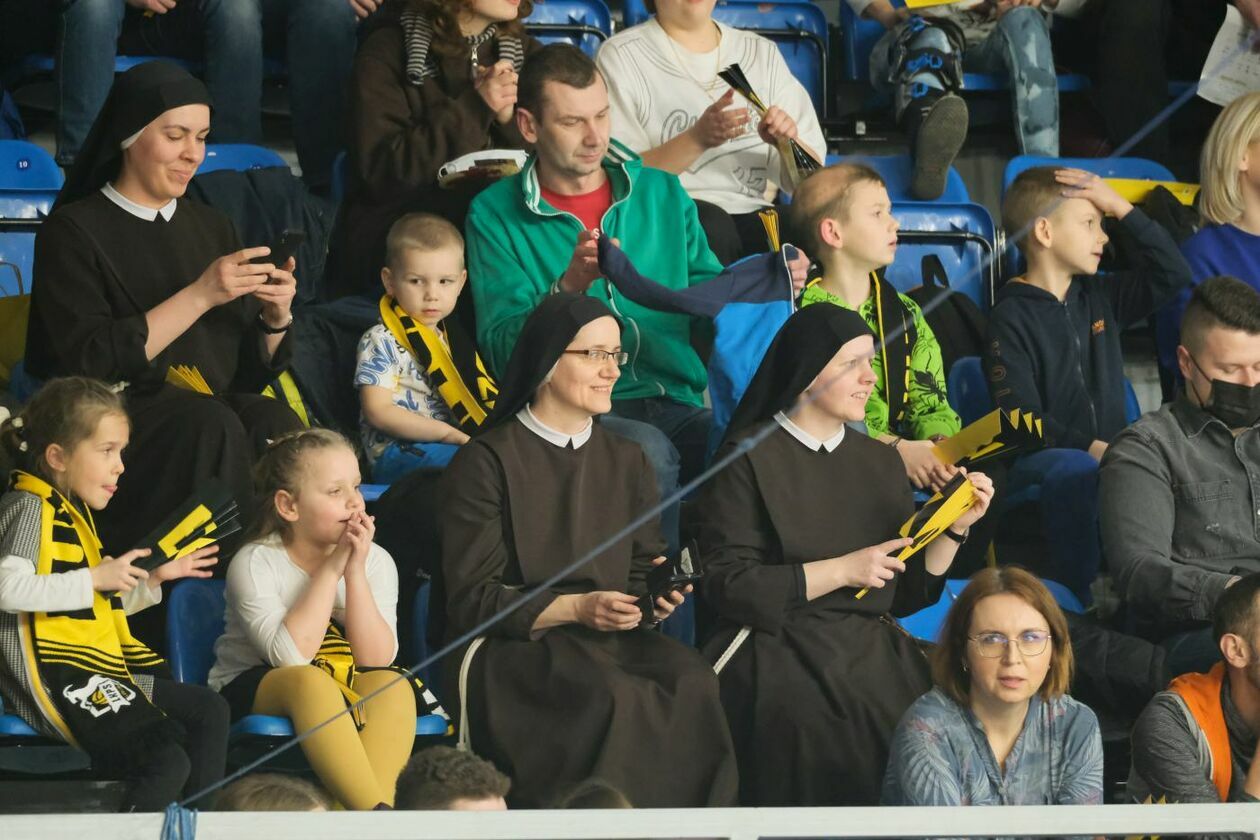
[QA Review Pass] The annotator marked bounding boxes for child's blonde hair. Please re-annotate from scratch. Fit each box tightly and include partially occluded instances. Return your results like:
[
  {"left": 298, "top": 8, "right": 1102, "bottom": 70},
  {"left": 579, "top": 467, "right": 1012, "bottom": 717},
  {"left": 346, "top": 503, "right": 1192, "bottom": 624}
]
[
  {"left": 246, "top": 428, "right": 356, "bottom": 542},
  {"left": 212, "top": 773, "right": 332, "bottom": 812},
  {"left": 1002, "top": 167, "right": 1066, "bottom": 257},
  {"left": 385, "top": 212, "right": 465, "bottom": 271},
  {"left": 787, "top": 162, "right": 886, "bottom": 260},
  {"left": 0, "top": 377, "right": 126, "bottom": 490},
  {"left": 1199, "top": 91, "right": 1260, "bottom": 226}
]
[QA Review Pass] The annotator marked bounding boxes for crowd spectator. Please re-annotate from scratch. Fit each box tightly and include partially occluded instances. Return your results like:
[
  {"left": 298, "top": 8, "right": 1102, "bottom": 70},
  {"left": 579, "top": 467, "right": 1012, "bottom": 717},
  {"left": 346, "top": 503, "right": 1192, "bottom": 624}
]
[
  {"left": 213, "top": 773, "right": 332, "bottom": 811},
  {"left": 852, "top": 0, "right": 1058, "bottom": 200},
  {"left": 883, "top": 567, "right": 1103, "bottom": 810},
  {"left": 556, "top": 779, "right": 633, "bottom": 809},
  {"left": 394, "top": 745, "right": 510, "bottom": 810},
  {"left": 329, "top": 0, "right": 542, "bottom": 299},
  {"left": 695, "top": 304, "right": 993, "bottom": 805},
  {"left": 986, "top": 167, "right": 1191, "bottom": 602},
  {"left": 440, "top": 294, "right": 739, "bottom": 808},
  {"left": 1102, "top": 277, "right": 1260, "bottom": 675},
  {"left": 594, "top": 0, "right": 824, "bottom": 263}
]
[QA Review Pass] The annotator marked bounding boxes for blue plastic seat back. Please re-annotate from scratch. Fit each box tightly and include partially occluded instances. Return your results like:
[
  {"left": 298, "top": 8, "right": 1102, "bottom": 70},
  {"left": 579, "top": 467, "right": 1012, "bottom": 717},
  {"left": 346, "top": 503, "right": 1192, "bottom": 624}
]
[
  {"left": 198, "top": 144, "right": 288, "bottom": 175},
  {"left": 885, "top": 201, "right": 996, "bottom": 310},
  {"left": 710, "top": 1, "right": 828, "bottom": 115},
  {"left": 1002, "top": 155, "right": 1176, "bottom": 197},
  {"left": 827, "top": 152, "right": 970, "bottom": 204},
  {"left": 0, "top": 140, "right": 62, "bottom": 220},
  {"left": 525, "top": 0, "right": 613, "bottom": 57},
  {"left": 167, "top": 579, "right": 228, "bottom": 686},
  {"left": 0, "top": 229, "right": 36, "bottom": 298},
  {"left": 945, "top": 356, "right": 990, "bottom": 426},
  {"left": 900, "top": 576, "right": 1082, "bottom": 643}
]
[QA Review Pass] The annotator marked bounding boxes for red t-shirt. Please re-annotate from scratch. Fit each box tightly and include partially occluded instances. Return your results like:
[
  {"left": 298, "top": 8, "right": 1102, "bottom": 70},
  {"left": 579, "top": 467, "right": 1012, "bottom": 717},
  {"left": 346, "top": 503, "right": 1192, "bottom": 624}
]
[{"left": 541, "top": 179, "right": 614, "bottom": 232}]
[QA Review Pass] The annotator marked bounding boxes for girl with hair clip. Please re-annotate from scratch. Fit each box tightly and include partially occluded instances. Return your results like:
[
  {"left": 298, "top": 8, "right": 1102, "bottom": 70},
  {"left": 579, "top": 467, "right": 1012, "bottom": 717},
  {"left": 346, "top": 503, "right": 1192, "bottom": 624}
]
[
  {"left": 208, "top": 429, "right": 446, "bottom": 811},
  {"left": 883, "top": 566, "right": 1103, "bottom": 812},
  {"left": 329, "top": 0, "right": 544, "bottom": 299},
  {"left": 0, "top": 377, "right": 226, "bottom": 812},
  {"left": 695, "top": 304, "right": 994, "bottom": 807}
]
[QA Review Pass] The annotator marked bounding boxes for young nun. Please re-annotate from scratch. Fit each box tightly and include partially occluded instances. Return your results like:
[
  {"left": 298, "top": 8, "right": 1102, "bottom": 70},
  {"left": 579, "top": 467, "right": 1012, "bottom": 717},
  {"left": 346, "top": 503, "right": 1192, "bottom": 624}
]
[
  {"left": 695, "top": 304, "right": 994, "bottom": 806},
  {"left": 24, "top": 62, "right": 304, "bottom": 602},
  {"left": 440, "top": 293, "right": 739, "bottom": 809}
]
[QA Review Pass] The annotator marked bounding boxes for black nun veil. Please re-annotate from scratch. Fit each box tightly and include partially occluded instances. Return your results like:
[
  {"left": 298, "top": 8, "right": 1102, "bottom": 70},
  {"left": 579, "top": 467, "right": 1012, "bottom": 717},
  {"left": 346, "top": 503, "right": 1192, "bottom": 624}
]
[
  {"left": 722, "top": 303, "right": 874, "bottom": 446},
  {"left": 481, "top": 293, "right": 618, "bottom": 431},
  {"left": 56, "top": 61, "right": 212, "bottom": 210}
]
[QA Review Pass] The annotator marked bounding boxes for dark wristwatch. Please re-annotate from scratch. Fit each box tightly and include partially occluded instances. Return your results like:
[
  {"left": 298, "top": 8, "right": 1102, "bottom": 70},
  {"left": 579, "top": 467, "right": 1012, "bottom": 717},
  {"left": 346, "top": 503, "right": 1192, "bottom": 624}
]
[
  {"left": 943, "top": 526, "right": 969, "bottom": 545},
  {"left": 257, "top": 312, "right": 293, "bottom": 334}
]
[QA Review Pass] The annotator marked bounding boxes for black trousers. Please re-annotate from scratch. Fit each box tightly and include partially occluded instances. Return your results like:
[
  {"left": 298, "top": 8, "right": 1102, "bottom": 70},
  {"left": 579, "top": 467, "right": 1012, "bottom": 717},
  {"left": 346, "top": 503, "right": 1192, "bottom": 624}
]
[
  {"left": 117, "top": 678, "right": 229, "bottom": 812},
  {"left": 694, "top": 201, "right": 775, "bottom": 266}
]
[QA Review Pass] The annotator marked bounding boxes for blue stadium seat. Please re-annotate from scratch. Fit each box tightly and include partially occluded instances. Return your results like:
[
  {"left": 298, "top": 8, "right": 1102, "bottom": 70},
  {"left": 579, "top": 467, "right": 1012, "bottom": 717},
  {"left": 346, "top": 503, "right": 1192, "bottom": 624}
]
[
  {"left": 710, "top": 1, "right": 828, "bottom": 117},
  {"left": 0, "top": 141, "right": 61, "bottom": 299},
  {"left": 1001, "top": 155, "right": 1176, "bottom": 197},
  {"left": 15, "top": 54, "right": 199, "bottom": 80},
  {"left": 899, "top": 576, "right": 1083, "bottom": 643},
  {"left": 197, "top": 144, "right": 289, "bottom": 175},
  {"left": 887, "top": 201, "right": 997, "bottom": 310},
  {"left": 525, "top": 0, "right": 613, "bottom": 58},
  {"left": 360, "top": 483, "right": 388, "bottom": 503},
  {"left": 827, "top": 152, "right": 970, "bottom": 204},
  {"left": 945, "top": 356, "right": 991, "bottom": 428},
  {"left": 838, "top": 5, "right": 1089, "bottom": 105},
  {"left": 167, "top": 579, "right": 448, "bottom": 741}
]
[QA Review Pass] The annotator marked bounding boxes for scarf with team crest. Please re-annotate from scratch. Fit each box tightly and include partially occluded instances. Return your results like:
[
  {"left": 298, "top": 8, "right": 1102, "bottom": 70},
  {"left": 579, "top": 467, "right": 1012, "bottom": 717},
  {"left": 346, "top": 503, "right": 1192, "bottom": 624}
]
[
  {"left": 10, "top": 471, "right": 175, "bottom": 761},
  {"left": 379, "top": 294, "right": 497, "bottom": 430}
]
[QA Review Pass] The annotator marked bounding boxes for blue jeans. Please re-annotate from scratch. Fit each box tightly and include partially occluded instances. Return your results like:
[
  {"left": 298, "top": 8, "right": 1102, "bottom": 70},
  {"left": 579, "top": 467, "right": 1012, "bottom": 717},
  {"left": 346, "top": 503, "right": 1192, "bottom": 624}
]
[
  {"left": 1008, "top": 448, "right": 1100, "bottom": 603},
  {"left": 869, "top": 7, "right": 1059, "bottom": 157},
  {"left": 199, "top": 0, "right": 357, "bottom": 189},
  {"left": 370, "top": 440, "right": 461, "bottom": 484}
]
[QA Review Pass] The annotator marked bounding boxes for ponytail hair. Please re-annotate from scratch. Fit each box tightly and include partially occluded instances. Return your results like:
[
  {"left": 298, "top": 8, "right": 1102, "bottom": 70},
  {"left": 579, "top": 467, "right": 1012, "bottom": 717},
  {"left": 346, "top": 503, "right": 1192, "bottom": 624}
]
[
  {"left": 246, "top": 428, "right": 356, "bottom": 542},
  {"left": 0, "top": 378, "right": 126, "bottom": 488}
]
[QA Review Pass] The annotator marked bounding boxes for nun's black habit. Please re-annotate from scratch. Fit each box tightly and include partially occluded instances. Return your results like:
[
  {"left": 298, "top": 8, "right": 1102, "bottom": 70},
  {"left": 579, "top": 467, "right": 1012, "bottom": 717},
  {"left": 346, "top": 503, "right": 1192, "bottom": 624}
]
[
  {"left": 24, "top": 63, "right": 300, "bottom": 613},
  {"left": 441, "top": 294, "right": 738, "bottom": 808},
  {"left": 697, "top": 304, "right": 944, "bottom": 806}
]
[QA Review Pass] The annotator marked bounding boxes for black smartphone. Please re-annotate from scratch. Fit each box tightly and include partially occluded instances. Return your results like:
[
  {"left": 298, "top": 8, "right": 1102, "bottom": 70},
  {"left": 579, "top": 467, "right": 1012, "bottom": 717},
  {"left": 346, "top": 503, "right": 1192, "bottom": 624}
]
[
  {"left": 250, "top": 229, "right": 305, "bottom": 270},
  {"left": 639, "top": 540, "right": 703, "bottom": 623}
]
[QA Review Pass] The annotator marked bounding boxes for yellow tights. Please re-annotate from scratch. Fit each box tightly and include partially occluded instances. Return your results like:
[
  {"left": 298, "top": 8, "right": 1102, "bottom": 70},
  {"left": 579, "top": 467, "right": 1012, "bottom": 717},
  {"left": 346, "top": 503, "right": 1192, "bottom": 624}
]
[{"left": 253, "top": 666, "right": 416, "bottom": 810}]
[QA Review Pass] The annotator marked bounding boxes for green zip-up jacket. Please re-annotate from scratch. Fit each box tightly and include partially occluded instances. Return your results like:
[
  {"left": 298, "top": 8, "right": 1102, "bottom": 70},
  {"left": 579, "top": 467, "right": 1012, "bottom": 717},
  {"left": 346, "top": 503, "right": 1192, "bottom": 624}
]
[{"left": 466, "top": 140, "right": 724, "bottom": 407}]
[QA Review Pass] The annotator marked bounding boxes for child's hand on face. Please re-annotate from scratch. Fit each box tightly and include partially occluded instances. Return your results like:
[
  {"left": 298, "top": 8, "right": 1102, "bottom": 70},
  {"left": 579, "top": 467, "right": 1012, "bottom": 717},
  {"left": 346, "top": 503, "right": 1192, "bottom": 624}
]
[
  {"left": 341, "top": 511, "right": 375, "bottom": 572},
  {"left": 90, "top": 548, "right": 151, "bottom": 593},
  {"left": 1055, "top": 169, "right": 1134, "bottom": 220},
  {"left": 149, "top": 544, "right": 219, "bottom": 587}
]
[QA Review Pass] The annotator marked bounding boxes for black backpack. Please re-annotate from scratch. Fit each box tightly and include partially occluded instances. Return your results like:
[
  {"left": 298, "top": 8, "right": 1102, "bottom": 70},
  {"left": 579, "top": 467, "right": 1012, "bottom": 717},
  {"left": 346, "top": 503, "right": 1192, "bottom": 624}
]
[{"left": 906, "top": 254, "right": 988, "bottom": 376}]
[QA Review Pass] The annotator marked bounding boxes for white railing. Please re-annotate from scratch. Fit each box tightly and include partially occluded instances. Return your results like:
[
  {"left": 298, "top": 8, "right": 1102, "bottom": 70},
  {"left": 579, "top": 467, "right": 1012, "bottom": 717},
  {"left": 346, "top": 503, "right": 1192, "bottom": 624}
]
[{"left": 3, "top": 804, "right": 1260, "bottom": 839}]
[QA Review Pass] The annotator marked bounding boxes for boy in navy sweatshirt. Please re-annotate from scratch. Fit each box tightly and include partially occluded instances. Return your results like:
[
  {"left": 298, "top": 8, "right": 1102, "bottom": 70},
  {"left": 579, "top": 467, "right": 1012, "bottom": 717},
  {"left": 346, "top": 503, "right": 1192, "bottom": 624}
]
[{"left": 986, "top": 166, "right": 1191, "bottom": 602}]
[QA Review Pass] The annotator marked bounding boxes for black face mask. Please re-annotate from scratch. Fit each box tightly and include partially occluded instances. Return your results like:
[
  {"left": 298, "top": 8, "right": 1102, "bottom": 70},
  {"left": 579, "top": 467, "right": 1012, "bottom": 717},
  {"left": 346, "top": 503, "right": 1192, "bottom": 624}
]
[{"left": 1189, "top": 355, "right": 1260, "bottom": 428}]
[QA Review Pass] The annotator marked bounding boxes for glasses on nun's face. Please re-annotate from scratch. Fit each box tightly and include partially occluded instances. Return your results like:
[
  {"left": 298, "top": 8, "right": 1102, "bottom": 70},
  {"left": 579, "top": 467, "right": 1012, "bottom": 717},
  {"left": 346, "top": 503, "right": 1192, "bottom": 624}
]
[
  {"left": 562, "top": 348, "right": 629, "bottom": 366},
  {"left": 967, "top": 630, "right": 1052, "bottom": 658}
]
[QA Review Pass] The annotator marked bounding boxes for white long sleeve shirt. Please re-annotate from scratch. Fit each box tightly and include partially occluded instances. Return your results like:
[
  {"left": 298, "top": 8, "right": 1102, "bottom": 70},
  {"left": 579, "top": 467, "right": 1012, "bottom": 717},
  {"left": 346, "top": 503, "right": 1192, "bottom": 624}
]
[
  {"left": 207, "top": 533, "right": 399, "bottom": 692},
  {"left": 596, "top": 19, "right": 826, "bottom": 214}
]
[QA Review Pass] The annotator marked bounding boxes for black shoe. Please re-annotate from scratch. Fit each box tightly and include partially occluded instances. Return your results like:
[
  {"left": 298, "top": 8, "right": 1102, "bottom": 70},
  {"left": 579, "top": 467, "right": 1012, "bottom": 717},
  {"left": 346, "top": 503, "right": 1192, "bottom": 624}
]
[{"left": 908, "top": 92, "right": 968, "bottom": 201}]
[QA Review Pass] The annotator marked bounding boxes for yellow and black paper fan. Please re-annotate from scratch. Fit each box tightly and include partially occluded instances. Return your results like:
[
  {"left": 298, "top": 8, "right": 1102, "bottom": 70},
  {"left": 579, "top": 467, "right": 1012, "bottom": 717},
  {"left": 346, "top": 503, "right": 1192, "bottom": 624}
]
[
  {"left": 718, "top": 63, "right": 821, "bottom": 186},
  {"left": 133, "top": 480, "right": 241, "bottom": 573}
]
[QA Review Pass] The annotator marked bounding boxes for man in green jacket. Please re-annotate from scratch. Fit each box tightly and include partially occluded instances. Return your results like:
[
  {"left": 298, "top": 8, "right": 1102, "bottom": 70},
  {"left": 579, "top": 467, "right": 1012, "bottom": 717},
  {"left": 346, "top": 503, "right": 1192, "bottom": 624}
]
[{"left": 467, "top": 44, "right": 770, "bottom": 523}]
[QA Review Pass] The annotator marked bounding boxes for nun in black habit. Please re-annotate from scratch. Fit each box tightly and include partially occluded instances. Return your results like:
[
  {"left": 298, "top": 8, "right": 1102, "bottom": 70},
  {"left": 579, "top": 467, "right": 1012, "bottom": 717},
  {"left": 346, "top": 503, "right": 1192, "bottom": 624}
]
[
  {"left": 696, "top": 304, "right": 994, "bottom": 807},
  {"left": 441, "top": 293, "right": 739, "bottom": 809},
  {"left": 24, "top": 63, "right": 302, "bottom": 595}
]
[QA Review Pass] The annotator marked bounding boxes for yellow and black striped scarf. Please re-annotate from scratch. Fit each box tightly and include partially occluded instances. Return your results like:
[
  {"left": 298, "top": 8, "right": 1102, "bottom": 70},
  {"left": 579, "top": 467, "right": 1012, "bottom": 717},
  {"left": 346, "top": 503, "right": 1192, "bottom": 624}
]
[
  {"left": 11, "top": 471, "right": 171, "bottom": 757},
  {"left": 379, "top": 295, "right": 497, "bottom": 429}
]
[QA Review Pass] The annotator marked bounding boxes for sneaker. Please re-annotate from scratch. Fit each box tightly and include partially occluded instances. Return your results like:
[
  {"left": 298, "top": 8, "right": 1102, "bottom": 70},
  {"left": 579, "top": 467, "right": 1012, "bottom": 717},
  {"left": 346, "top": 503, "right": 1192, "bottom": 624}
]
[{"left": 909, "top": 93, "right": 968, "bottom": 201}]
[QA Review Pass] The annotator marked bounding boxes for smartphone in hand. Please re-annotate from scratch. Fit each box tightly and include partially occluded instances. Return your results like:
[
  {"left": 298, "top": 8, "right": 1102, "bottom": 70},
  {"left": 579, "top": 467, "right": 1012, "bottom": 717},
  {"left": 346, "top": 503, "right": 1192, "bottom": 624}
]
[{"left": 250, "top": 229, "right": 306, "bottom": 276}]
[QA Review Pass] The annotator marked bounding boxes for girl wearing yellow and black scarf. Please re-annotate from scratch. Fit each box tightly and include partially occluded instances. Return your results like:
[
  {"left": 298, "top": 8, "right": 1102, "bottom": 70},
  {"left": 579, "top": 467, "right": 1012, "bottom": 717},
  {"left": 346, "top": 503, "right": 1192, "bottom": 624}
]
[
  {"left": 208, "top": 429, "right": 448, "bottom": 810},
  {"left": 0, "top": 378, "right": 226, "bottom": 812}
]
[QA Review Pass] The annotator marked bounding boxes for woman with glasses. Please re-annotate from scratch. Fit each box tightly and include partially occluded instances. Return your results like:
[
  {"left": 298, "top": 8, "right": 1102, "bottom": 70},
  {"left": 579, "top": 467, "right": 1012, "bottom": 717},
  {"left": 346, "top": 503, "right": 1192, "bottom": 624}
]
[
  {"left": 695, "top": 304, "right": 994, "bottom": 806},
  {"left": 440, "top": 293, "right": 739, "bottom": 808},
  {"left": 883, "top": 566, "right": 1103, "bottom": 810}
]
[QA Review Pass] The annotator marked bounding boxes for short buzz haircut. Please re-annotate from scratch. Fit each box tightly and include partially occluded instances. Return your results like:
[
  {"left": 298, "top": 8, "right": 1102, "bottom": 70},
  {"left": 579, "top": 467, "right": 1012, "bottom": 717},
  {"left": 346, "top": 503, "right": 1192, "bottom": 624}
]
[
  {"left": 786, "top": 163, "right": 886, "bottom": 261},
  {"left": 384, "top": 212, "right": 464, "bottom": 270},
  {"left": 1214, "top": 573, "right": 1260, "bottom": 645},
  {"left": 931, "top": 566, "right": 1074, "bottom": 705},
  {"left": 394, "top": 746, "right": 511, "bottom": 810},
  {"left": 1180, "top": 275, "right": 1260, "bottom": 355},
  {"left": 517, "top": 43, "right": 604, "bottom": 119},
  {"left": 1002, "top": 167, "right": 1066, "bottom": 257}
]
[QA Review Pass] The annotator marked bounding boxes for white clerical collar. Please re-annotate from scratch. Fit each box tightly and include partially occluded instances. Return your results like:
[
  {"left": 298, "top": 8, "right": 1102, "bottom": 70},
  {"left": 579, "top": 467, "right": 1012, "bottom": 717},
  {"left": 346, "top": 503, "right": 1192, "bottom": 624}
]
[
  {"left": 101, "top": 182, "right": 177, "bottom": 222},
  {"left": 517, "top": 405, "right": 593, "bottom": 449},
  {"left": 774, "top": 411, "right": 845, "bottom": 453}
]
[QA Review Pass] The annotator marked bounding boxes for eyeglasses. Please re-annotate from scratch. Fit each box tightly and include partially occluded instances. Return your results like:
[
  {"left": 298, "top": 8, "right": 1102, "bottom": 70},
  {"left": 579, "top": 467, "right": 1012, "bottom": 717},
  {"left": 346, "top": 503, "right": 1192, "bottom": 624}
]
[
  {"left": 563, "top": 349, "right": 629, "bottom": 365},
  {"left": 967, "top": 631, "right": 1052, "bottom": 658}
]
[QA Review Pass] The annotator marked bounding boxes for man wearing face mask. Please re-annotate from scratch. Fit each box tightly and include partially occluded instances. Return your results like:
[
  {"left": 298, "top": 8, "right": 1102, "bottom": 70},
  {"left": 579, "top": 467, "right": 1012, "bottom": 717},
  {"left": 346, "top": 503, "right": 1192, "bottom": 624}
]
[{"left": 1100, "top": 276, "right": 1260, "bottom": 676}]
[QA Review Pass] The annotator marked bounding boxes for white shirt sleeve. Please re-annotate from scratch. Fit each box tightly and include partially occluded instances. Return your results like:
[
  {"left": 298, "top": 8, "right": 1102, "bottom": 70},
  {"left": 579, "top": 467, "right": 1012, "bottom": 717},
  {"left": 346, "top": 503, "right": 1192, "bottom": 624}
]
[
  {"left": 120, "top": 578, "right": 162, "bottom": 615},
  {"left": 364, "top": 544, "right": 400, "bottom": 662},
  {"left": 225, "top": 546, "right": 308, "bottom": 668},
  {"left": 596, "top": 39, "right": 655, "bottom": 153},
  {"left": 0, "top": 555, "right": 93, "bottom": 614}
]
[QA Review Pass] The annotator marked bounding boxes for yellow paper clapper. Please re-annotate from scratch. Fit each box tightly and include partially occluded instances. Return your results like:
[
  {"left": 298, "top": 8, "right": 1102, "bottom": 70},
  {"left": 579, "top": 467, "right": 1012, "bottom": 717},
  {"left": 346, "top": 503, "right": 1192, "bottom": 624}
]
[
  {"left": 855, "top": 473, "right": 977, "bottom": 599},
  {"left": 932, "top": 407, "right": 1044, "bottom": 469},
  {"left": 165, "top": 364, "right": 213, "bottom": 395},
  {"left": 132, "top": 480, "right": 241, "bottom": 574},
  {"left": 1104, "top": 179, "right": 1200, "bottom": 207}
]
